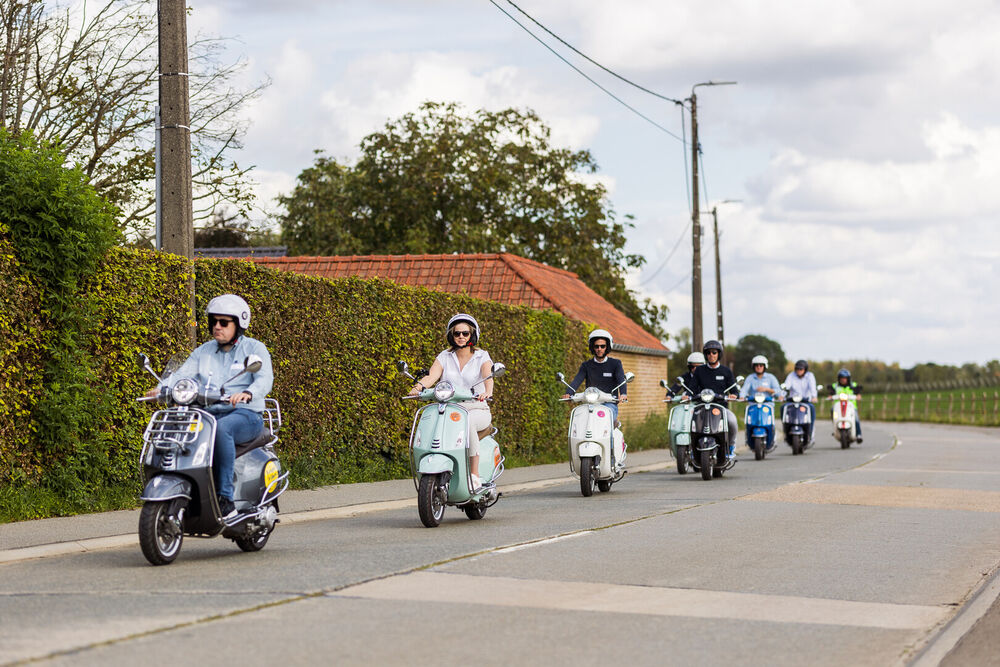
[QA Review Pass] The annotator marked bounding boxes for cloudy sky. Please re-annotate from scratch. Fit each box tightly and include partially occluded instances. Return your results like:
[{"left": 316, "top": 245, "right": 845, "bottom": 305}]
[{"left": 189, "top": 0, "right": 999, "bottom": 368}]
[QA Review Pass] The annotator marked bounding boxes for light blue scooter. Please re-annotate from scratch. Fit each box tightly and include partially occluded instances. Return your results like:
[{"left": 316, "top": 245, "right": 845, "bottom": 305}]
[
  {"left": 397, "top": 361, "right": 507, "bottom": 527},
  {"left": 742, "top": 391, "right": 776, "bottom": 461}
]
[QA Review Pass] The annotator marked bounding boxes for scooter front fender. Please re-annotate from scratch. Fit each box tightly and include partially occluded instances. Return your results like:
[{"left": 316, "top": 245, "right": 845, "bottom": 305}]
[
  {"left": 140, "top": 474, "right": 192, "bottom": 502},
  {"left": 418, "top": 453, "right": 456, "bottom": 476},
  {"left": 577, "top": 441, "right": 603, "bottom": 459}
]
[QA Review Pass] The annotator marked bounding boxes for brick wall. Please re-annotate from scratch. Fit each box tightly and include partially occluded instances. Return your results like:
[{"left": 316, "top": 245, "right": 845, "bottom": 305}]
[{"left": 615, "top": 351, "right": 670, "bottom": 425}]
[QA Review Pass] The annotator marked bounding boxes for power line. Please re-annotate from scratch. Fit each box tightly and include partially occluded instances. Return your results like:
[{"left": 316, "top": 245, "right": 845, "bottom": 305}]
[
  {"left": 502, "top": 0, "right": 682, "bottom": 105},
  {"left": 664, "top": 271, "right": 692, "bottom": 293},
  {"left": 489, "top": 0, "right": 685, "bottom": 143},
  {"left": 640, "top": 221, "right": 689, "bottom": 285}
]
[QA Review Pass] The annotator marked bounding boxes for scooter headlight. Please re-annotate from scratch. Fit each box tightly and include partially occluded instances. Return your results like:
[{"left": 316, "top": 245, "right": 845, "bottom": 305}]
[
  {"left": 792, "top": 394, "right": 802, "bottom": 403},
  {"left": 171, "top": 378, "right": 198, "bottom": 405},
  {"left": 434, "top": 381, "right": 455, "bottom": 402},
  {"left": 584, "top": 387, "right": 601, "bottom": 404},
  {"left": 700, "top": 389, "right": 714, "bottom": 403},
  {"left": 754, "top": 392, "right": 766, "bottom": 403}
]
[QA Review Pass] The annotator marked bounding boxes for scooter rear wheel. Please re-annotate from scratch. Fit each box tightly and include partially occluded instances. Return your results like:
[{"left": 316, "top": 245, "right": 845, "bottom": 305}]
[
  {"left": 418, "top": 474, "right": 446, "bottom": 527},
  {"left": 235, "top": 527, "right": 272, "bottom": 552},
  {"left": 464, "top": 502, "right": 487, "bottom": 520},
  {"left": 597, "top": 479, "right": 612, "bottom": 492},
  {"left": 138, "top": 501, "right": 183, "bottom": 566}
]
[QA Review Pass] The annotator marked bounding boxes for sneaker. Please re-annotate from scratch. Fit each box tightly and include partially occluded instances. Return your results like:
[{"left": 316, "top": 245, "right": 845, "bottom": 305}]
[
  {"left": 218, "top": 496, "right": 237, "bottom": 520},
  {"left": 857, "top": 437, "right": 863, "bottom": 444}
]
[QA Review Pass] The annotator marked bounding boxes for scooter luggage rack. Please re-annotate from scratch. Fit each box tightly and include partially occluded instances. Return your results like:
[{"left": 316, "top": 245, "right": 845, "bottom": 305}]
[
  {"left": 140, "top": 409, "right": 206, "bottom": 465},
  {"left": 262, "top": 398, "right": 282, "bottom": 435}
]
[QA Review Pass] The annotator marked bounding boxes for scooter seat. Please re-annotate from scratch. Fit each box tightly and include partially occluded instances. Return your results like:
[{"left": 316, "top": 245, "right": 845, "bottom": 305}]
[
  {"left": 477, "top": 426, "right": 497, "bottom": 441},
  {"left": 235, "top": 432, "right": 272, "bottom": 458}
]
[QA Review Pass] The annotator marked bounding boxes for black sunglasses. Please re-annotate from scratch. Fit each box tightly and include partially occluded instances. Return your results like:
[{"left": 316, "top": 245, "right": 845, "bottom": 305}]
[
  {"left": 592, "top": 343, "right": 607, "bottom": 349},
  {"left": 452, "top": 330, "right": 472, "bottom": 338},
  {"left": 209, "top": 316, "right": 235, "bottom": 328}
]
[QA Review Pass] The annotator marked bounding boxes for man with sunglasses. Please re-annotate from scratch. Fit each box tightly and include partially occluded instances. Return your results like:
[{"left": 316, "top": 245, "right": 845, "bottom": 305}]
[
  {"left": 561, "top": 329, "right": 628, "bottom": 422},
  {"left": 688, "top": 339, "right": 739, "bottom": 461},
  {"left": 150, "top": 294, "right": 273, "bottom": 520}
]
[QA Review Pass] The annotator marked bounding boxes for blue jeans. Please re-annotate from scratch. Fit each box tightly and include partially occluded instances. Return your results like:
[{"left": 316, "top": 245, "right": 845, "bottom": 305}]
[
  {"left": 603, "top": 403, "right": 619, "bottom": 423},
  {"left": 214, "top": 408, "right": 264, "bottom": 500}
]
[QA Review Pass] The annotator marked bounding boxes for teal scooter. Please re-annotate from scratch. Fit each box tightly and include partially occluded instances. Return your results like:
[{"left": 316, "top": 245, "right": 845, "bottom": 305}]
[
  {"left": 660, "top": 377, "right": 695, "bottom": 474},
  {"left": 397, "top": 361, "right": 507, "bottom": 527}
]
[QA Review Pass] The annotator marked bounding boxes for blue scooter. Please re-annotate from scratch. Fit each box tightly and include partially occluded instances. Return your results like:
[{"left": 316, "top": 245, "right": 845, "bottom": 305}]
[{"left": 742, "top": 391, "right": 776, "bottom": 461}]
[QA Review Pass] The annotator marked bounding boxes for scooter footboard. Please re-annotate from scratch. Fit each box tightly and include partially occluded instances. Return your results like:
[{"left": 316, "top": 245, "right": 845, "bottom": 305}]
[{"left": 141, "top": 474, "right": 192, "bottom": 502}]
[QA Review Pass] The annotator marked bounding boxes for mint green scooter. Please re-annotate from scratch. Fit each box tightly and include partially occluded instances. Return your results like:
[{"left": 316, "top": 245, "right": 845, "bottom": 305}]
[
  {"left": 661, "top": 377, "right": 695, "bottom": 474},
  {"left": 397, "top": 361, "right": 507, "bottom": 527}
]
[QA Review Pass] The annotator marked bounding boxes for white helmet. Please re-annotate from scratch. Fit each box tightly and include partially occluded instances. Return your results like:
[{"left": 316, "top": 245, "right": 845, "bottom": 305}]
[
  {"left": 751, "top": 354, "right": 768, "bottom": 369},
  {"left": 686, "top": 352, "right": 706, "bottom": 365},
  {"left": 588, "top": 329, "right": 613, "bottom": 353},
  {"left": 206, "top": 294, "right": 251, "bottom": 329},
  {"left": 447, "top": 313, "right": 480, "bottom": 346}
]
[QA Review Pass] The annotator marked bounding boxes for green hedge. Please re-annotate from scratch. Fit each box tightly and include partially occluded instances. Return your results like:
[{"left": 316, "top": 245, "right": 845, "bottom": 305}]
[{"left": 1, "top": 242, "right": 599, "bottom": 521}]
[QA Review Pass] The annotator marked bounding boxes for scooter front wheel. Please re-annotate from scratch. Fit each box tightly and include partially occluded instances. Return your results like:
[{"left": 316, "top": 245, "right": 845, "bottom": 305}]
[
  {"left": 418, "top": 474, "right": 446, "bottom": 527},
  {"left": 753, "top": 437, "right": 765, "bottom": 461},
  {"left": 580, "top": 457, "right": 596, "bottom": 497},
  {"left": 676, "top": 446, "right": 689, "bottom": 474},
  {"left": 790, "top": 434, "right": 802, "bottom": 455},
  {"left": 840, "top": 429, "right": 851, "bottom": 449},
  {"left": 138, "top": 501, "right": 183, "bottom": 565},
  {"left": 700, "top": 450, "right": 713, "bottom": 480}
]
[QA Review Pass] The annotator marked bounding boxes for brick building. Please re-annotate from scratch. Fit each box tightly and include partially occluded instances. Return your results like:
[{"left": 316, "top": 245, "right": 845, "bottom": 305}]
[{"left": 253, "top": 253, "right": 670, "bottom": 423}]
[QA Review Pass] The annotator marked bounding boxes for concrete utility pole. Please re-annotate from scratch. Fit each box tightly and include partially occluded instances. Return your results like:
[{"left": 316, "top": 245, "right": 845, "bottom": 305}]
[
  {"left": 157, "top": 0, "right": 193, "bottom": 258},
  {"left": 688, "top": 81, "right": 736, "bottom": 352}
]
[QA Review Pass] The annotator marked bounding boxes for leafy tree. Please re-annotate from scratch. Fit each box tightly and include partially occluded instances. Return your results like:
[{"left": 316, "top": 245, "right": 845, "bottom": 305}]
[
  {"left": 731, "top": 334, "right": 788, "bottom": 377},
  {"left": 0, "top": 0, "right": 266, "bottom": 237},
  {"left": 279, "top": 102, "right": 668, "bottom": 337}
]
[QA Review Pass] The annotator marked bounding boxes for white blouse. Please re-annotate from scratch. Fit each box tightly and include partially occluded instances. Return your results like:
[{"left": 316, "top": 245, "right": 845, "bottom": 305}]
[{"left": 436, "top": 348, "right": 493, "bottom": 394}]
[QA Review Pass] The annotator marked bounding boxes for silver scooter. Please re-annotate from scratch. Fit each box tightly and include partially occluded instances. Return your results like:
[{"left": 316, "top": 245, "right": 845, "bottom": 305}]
[{"left": 136, "top": 354, "right": 289, "bottom": 565}]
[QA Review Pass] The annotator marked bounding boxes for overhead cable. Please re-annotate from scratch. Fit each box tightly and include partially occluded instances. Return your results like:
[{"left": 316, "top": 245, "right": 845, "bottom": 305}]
[
  {"left": 489, "top": 0, "right": 685, "bottom": 143},
  {"left": 502, "top": 0, "right": 682, "bottom": 105},
  {"left": 640, "top": 221, "right": 689, "bottom": 285}
]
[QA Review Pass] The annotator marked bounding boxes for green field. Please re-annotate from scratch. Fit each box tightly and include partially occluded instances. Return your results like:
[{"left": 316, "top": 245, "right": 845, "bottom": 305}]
[{"left": 861, "top": 388, "right": 1000, "bottom": 426}]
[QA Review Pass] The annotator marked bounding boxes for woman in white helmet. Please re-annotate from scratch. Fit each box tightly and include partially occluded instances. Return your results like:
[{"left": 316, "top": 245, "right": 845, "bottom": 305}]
[
  {"left": 148, "top": 294, "right": 273, "bottom": 520},
  {"left": 408, "top": 314, "right": 494, "bottom": 490},
  {"left": 737, "top": 354, "right": 784, "bottom": 451},
  {"left": 561, "top": 329, "right": 628, "bottom": 421}
]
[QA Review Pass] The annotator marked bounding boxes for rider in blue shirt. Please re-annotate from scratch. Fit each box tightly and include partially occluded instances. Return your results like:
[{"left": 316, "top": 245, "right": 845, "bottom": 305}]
[
  {"left": 739, "top": 355, "right": 784, "bottom": 450},
  {"left": 153, "top": 294, "right": 273, "bottom": 519}
]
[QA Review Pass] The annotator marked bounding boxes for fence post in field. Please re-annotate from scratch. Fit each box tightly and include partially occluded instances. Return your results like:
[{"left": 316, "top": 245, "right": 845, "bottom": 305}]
[
  {"left": 925, "top": 393, "right": 930, "bottom": 419},
  {"left": 909, "top": 394, "right": 915, "bottom": 418},
  {"left": 971, "top": 392, "right": 976, "bottom": 425},
  {"left": 949, "top": 392, "right": 954, "bottom": 422},
  {"left": 895, "top": 394, "right": 901, "bottom": 416},
  {"left": 983, "top": 392, "right": 988, "bottom": 425}
]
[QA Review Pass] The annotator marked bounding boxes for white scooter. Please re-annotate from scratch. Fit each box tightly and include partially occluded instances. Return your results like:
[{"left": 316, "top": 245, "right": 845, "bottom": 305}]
[
  {"left": 556, "top": 371, "right": 634, "bottom": 496},
  {"left": 827, "top": 392, "right": 860, "bottom": 449}
]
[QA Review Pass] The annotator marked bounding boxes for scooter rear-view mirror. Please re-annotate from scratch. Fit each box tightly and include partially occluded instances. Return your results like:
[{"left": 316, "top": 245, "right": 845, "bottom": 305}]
[
  {"left": 659, "top": 379, "right": 669, "bottom": 389},
  {"left": 625, "top": 372, "right": 635, "bottom": 383},
  {"left": 397, "top": 360, "right": 409, "bottom": 374}
]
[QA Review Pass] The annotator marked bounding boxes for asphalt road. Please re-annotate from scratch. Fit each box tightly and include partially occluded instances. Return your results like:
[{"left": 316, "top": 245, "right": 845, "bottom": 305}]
[{"left": 3, "top": 421, "right": 1000, "bottom": 666}]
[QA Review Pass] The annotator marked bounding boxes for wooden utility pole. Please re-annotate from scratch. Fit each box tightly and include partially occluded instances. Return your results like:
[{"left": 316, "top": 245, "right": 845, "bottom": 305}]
[
  {"left": 690, "top": 91, "right": 703, "bottom": 351},
  {"left": 711, "top": 206, "right": 724, "bottom": 347},
  {"left": 157, "top": 0, "right": 193, "bottom": 258}
]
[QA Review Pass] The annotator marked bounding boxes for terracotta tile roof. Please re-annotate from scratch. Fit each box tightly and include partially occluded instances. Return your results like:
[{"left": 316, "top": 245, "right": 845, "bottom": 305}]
[{"left": 252, "top": 253, "right": 667, "bottom": 352}]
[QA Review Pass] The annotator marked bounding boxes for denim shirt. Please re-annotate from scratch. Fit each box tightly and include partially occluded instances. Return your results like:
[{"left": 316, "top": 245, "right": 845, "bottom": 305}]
[
  {"left": 161, "top": 336, "right": 273, "bottom": 414},
  {"left": 739, "top": 372, "right": 784, "bottom": 400}
]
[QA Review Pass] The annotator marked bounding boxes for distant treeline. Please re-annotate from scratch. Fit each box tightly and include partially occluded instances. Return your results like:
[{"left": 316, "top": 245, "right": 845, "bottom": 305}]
[{"left": 804, "top": 360, "right": 1000, "bottom": 393}]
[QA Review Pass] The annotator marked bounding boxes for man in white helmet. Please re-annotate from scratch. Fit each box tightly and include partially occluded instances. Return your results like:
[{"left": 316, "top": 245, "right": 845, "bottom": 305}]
[
  {"left": 149, "top": 294, "right": 273, "bottom": 520},
  {"left": 561, "top": 329, "right": 628, "bottom": 422},
  {"left": 665, "top": 351, "right": 705, "bottom": 397}
]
